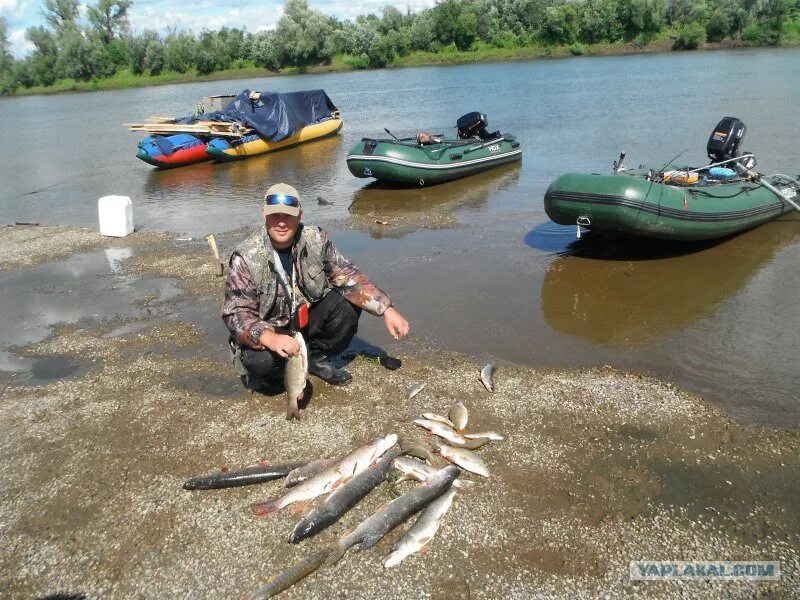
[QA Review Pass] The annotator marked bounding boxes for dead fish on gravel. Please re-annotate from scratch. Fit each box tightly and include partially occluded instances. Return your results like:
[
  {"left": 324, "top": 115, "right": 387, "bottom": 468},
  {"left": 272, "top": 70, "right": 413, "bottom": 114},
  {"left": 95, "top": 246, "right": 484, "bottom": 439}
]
[
  {"left": 393, "top": 456, "right": 473, "bottom": 489},
  {"left": 250, "top": 546, "right": 333, "bottom": 599},
  {"left": 458, "top": 437, "right": 493, "bottom": 450},
  {"left": 421, "top": 413, "right": 455, "bottom": 428},
  {"left": 251, "top": 433, "right": 398, "bottom": 516},
  {"left": 183, "top": 461, "right": 306, "bottom": 491},
  {"left": 448, "top": 400, "right": 469, "bottom": 432},
  {"left": 406, "top": 382, "right": 426, "bottom": 400},
  {"left": 285, "top": 331, "right": 308, "bottom": 420},
  {"left": 412, "top": 418, "right": 467, "bottom": 446},
  {"left": 398, "top": 437, "right": 438, "bottom": 464},
  {"left": 384, "top": 487, "right": 457, "bottom": 568},
  {"left": 284, "top": 458, "right": 337, "bottom": 489},
  {"left": 289, "top": 449, "right": 402, "bottom": 543},
  {"left": 465, "top": 431, "right": 505, "bottom": 441},
  {"left": 480, "top": 363, "right": 496, "bottom": 392},
  {"left": 326, "top": 465, "right": 461, "bottom": 566},
  {"left": 436, "top": 444, "right": 490, "bottom": 478}
]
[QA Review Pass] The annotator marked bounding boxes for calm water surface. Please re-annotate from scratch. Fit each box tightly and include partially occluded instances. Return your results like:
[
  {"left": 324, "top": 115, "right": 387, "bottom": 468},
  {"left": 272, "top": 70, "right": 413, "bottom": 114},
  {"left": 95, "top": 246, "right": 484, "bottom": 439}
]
[{"left": 2, "top": 48, "right": 799, "bottom": 426}]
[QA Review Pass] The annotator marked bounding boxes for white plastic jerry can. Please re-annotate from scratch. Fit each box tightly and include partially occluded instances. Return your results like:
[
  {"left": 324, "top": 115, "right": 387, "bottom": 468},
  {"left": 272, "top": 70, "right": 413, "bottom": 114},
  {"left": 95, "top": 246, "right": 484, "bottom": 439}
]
[{"left": 98, "top": 195, "right": 134, "bottom": 237}]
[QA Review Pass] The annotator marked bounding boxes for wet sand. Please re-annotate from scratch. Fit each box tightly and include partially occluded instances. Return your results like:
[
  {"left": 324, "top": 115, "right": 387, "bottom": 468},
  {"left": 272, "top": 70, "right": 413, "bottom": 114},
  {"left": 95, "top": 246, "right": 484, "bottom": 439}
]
[{"left": 0, "top": 226, "right": 798, "bottom": 599}]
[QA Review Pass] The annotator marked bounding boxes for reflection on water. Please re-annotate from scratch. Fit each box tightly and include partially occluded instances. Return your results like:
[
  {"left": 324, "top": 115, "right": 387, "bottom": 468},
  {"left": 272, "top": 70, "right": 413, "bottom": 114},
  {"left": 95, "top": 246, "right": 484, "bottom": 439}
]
[
  {"left": 349, "top": 163, "right": 520, "bottom": 238},
  {"left": 541, "top": 222, "right": 800, "bottom": 345}
]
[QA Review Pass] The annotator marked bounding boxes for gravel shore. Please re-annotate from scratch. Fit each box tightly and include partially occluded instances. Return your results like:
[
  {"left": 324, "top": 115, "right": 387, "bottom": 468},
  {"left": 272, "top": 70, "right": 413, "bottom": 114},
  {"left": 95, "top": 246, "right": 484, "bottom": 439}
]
[{"left": 1, "top": 226, "right": 797, "bottom": 599}]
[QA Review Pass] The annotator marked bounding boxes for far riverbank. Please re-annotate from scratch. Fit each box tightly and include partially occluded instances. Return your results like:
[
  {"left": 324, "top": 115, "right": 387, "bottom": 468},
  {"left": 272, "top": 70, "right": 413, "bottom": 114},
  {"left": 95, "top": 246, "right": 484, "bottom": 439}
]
[{"left": 7, "top": 36, "right": 794, "bottom": 97}]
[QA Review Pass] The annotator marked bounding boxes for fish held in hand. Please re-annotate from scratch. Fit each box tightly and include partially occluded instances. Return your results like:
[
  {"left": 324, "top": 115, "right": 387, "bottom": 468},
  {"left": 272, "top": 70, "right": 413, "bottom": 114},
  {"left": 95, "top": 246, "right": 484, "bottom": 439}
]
[
  {"left": 407, "top": 382, "right": 426, "bottom": 400},
  {"left": 183, "top": 461, "right": 305, "bottom": 491},
  {"left": 251, "top": 433, "right": 398, "bottom": 517},
  {"left": 480, "top": 363, "right": 496, "bottom": 392},
  {"left": 412, "top": 418, "right": 467, "bottom": 446},
  {"left": 285, "top": 332, "right": 308, "bottom": 420},
  {"left": 448, "top": 400, "right": 468, "bottom": 432},
  {"left": 384, "top": 487, "right": 457, "bottom": 568},
  {"left": 289, "top": 449, "right": 401, "bottom": 543},
  {"left": 437, "top": 445, "right": 490, "bottom": 478}
]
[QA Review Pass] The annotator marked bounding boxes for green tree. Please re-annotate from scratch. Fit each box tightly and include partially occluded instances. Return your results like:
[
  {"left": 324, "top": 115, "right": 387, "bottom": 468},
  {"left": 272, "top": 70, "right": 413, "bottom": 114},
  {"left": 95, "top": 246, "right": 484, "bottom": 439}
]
[
  {"left": 86, "top": 0, "right": 132, "bottom": 45},
  {"left": 454, "top": 9, "right": 479, "bottom": 49},
  {"left": 26, "top": 26, "right": 59, "bottom": 85},
  {"left": 540, "top": 4, "right": 580, "bottom": 44},
  {"left": 145, "top": 38, "right": 165, "bottom": 74},
  {"left": 55, "top": 27, "right": 94, "bottom": 80},
  {"left": 706, "top": 7, "right": 732, "bottom": 40},
  {"left": 42, "top": 0, "right": 80, "bottom": 33},
  {"left": 165, "top": 31, "right": 197, "bottom": 73},
  {"left": 0, "top": 17, "right": 12, "bottom": 76},
  {"left": 251, "top": 31, "right": 280, "bottom": 70},
  {"left": 272, "top": 0, "right": 333, "bottom": 68}
]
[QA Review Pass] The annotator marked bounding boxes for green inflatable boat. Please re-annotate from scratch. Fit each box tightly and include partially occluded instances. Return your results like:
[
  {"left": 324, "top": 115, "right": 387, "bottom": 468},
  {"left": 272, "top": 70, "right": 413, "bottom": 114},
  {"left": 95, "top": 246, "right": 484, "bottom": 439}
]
[
  {"left": 545, "top": 117, "right": 800, "bottom": 241},
  {"left": 347, "top": 112, "right": 522, "bottom": 186}
]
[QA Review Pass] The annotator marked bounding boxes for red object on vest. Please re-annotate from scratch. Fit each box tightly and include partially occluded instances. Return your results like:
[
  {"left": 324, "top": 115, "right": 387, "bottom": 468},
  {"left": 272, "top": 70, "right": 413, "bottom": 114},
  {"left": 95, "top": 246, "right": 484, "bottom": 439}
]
[{"left": 297, "top": 303, "right": 309, "bottom": 329}]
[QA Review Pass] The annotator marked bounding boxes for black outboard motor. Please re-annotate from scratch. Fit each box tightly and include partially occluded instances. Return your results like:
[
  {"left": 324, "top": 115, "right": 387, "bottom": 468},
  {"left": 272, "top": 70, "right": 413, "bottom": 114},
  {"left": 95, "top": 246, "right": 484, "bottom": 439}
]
[
  {"left": 456, "top": 112, "right": 500, "bottom": 140},
  {"left": 707, "top": 117, "right": 746, "bottom": 162}
]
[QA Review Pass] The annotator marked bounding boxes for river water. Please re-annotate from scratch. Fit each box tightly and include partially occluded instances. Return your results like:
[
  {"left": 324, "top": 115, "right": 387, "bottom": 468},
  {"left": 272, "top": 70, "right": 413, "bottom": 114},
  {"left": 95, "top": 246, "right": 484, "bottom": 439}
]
[{"left": 2, "top": 48, "right": 799, "bottom": 426}]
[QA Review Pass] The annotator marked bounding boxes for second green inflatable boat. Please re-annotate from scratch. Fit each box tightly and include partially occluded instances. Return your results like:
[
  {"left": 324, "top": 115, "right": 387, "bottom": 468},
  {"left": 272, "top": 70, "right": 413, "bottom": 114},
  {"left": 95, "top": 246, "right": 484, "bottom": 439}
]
[{"left": 347, "top": 112, "right": 522, "bottom": 186}]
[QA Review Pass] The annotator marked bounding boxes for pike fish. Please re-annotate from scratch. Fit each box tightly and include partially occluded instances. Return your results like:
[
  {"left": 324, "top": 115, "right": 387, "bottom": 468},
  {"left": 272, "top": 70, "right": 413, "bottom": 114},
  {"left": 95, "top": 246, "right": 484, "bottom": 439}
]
[
  {"left": 284, "top": 458, "right": 337, "bottom": 489},
  {"left": 412, "top": 418, "right": 467, "bottom": 446},
  {"left": 421, "top": 413, "right": 455, "bottom": 428},
  {"left": 437, "top": 445, "right": 490, "bottom": 478},
  {"left": 251, "top": 433, "right": 398, "bottom": 517},
  {"left": 383, "top": 487, "right": 457, "bottom": 568},
  {"left": 285, "top": 332, "right": 308, "bottom": 420},
  {"left": 249, "top": 546, "right": 333, "bottom": 599},
  {"left": 183, "top": 461, "right": 306, "bottom": 491},
  {"left": 480, "top": 363, "right": 496, "bottom": 392},
  {"left": 393, "top": 456, "right": 473, "bottom": 489},
  {"left": 326, "top": 465, "right": 461, "bottom": 565},
  {"left": 289, "top": 449, "right": 402, "bottom": 544},
  {"left": 448, "top": 400, "right": 469, "bottom": 432}
]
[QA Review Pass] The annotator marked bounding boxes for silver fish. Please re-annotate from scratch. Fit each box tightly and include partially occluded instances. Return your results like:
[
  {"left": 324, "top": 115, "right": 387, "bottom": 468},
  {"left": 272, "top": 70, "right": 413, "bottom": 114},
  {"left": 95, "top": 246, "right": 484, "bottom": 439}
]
[
  {"left": 284, "top": 458, "right": 337, "bottom": 489},
  {"left": 407, "top": 382, "right": 426, "bottom": 400},
  {"left": 393, "top": 456, "right": 473, "bottom": 489},
  {"left": 412, "top": 418, "right": 467, "bottom": 446},
  {"left": 448, "top": 400, "right": 468, "bottom": 432},
  {"left": 437, "top": 445, "right": 490, "bottom": 478},
  {"left": 480, "top": 363, "right": 495, "bottom": 392},
  {"left": 398, "top": 438, "right": 438, "bottom": 464},
  {"left": 290, "top": 449, "right": 401, "bottom": 543},
  {"left": 464, "top": 431, "right": 504, "bottom": 441},
  {"left": 251, "top": 433, "right": 398, "bottom": 516},
  {"left": 285, "top": 332, "right": 308, "bottom": 420},
  {"left": 326, "top": 466, "right": 461, "bottom": 566},
  {"left": 421, "top": 413, "right": 455, "bottom": 428},
  {"left": 384, "top": 487, "right": 457, "bottom": 568}
]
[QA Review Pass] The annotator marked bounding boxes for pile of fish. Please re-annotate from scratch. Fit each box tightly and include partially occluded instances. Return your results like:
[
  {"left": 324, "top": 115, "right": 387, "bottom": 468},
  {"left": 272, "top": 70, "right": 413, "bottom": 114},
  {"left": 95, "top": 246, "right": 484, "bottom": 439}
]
[{"left": 183, "top": 366, "right": 502, "bottom": 598}]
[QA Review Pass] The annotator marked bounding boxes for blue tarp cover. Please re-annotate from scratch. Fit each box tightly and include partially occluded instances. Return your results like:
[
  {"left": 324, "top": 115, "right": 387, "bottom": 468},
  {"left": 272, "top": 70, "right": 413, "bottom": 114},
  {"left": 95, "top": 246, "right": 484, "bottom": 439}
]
[{"left": 183, "top": 89, "right": 337, "bottom": 142}]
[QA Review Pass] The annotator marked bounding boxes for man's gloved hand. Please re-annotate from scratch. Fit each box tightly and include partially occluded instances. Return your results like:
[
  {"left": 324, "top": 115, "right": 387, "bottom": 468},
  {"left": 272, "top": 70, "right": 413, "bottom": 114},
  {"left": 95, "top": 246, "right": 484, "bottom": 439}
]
[
  {"left": 259, "top": 330, "right": 301, "bottom": 357},
  {"left": 383, "top": 307, "right": 410, "bottom": 340}
]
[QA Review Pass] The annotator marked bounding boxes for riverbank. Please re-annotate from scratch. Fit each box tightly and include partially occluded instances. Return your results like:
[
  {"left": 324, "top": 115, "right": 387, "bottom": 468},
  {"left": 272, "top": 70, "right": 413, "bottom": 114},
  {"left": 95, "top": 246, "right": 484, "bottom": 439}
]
[
  {"left": 8, "top": 37, "right": 795, "bottom": 97},
  {"left": 0, "top": 224, "right": 797, "bottom": 598}
]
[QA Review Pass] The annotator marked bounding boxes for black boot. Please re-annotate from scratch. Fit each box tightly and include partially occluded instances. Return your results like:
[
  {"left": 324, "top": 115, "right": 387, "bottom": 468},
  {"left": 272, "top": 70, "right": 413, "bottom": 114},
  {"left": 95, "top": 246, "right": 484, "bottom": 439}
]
[{"left": 308, "top": 351, "right": 352, "bottom": 386}]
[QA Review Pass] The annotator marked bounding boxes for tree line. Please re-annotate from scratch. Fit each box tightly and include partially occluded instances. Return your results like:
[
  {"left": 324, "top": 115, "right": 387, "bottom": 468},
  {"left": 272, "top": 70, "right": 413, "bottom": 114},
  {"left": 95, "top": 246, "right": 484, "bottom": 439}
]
[{"left": 1, "top": 0, "right": 799, "bottom": 94}]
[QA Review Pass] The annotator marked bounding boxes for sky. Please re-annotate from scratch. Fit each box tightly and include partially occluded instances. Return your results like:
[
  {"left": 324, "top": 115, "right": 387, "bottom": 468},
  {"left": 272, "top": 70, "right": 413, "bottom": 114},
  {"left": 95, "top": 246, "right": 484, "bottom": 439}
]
[{"left": 1, "top": 0, "right": 436, "bottom": 58}]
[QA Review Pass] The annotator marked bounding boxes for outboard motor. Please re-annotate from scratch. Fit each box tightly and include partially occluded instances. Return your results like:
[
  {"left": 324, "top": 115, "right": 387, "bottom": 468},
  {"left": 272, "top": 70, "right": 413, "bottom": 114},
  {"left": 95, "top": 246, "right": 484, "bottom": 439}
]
[
  {"left": 456, "top": 112, "right": 499, "bottom": 140},
  {"left": 707, "top": 117, "right": 746, "bottom": 162}
]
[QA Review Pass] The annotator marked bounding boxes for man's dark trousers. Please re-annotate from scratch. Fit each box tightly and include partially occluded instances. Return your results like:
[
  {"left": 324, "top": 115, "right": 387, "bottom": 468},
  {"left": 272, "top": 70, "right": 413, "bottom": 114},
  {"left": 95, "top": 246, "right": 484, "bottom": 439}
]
[{"left": 239, "top": 290, "right": 361, "bottom": 382}]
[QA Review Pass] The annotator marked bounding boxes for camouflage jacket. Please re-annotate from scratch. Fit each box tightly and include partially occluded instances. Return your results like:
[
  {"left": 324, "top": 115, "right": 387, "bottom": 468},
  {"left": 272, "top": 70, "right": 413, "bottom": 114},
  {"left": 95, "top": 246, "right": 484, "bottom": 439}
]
[{"left": 222, "top": 224, "right": 392, "bottom": 348}]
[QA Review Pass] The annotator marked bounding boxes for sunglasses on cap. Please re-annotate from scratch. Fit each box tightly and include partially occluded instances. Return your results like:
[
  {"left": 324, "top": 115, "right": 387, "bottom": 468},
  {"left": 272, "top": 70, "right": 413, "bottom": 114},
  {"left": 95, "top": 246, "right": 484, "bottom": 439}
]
[{"left": 265, "top": 194, "right": 300, "bottom": 207}]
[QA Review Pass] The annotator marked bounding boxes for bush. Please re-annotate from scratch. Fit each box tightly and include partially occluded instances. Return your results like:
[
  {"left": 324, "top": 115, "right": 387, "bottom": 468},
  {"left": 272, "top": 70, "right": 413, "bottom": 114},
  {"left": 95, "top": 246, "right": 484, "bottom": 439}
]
[
  {"left": 569, "top": 42, "right": 586, "bottom": 55},
  {"left": 673, "top": 22, "right": 706, "bottom": 49}
]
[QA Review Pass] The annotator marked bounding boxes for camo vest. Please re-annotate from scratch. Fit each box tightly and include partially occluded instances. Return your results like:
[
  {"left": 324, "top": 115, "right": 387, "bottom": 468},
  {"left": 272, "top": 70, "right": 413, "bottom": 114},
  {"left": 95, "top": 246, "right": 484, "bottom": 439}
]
[{"left": 232, "top": 224, "right": 329, "bottom": 320}]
